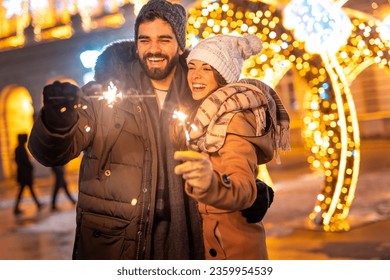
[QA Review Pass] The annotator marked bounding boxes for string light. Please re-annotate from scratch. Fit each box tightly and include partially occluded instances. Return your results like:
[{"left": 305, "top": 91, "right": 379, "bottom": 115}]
[{"left": 0, "top": 0, "right": 145, "bottom": 49}]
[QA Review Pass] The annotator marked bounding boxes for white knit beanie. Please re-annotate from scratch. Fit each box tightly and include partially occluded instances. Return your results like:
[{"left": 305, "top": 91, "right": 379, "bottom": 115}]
[{"left": 187, "top": 34, "right": 263, "bottom": 83}]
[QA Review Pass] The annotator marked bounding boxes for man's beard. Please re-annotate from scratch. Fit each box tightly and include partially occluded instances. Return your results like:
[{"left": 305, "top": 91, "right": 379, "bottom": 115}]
[{"left": 139, "top": 53, "right": 180, "bottom": 80}]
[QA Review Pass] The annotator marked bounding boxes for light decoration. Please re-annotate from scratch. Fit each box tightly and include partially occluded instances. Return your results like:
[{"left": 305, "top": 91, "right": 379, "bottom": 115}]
[
  {"left": 29, "top": 0, "right": 50, "bottom": 41},
  {"left": 0, "top": 0, "right": 29, "bottom": 48},
  {"left": 75, "top": 0, "right": 99, "bottom": 32},
  {"left": 80, "top": 49, "right": 101, "bottom": 69},
  {"left": 3, "top": 0, "right": 24, "bottom": 18},
  {"left": 283, "top": 0, "right": 360, "bottom": 231},
  {"left": 379, "top": 13, "right": 390, "bottom": 43},
  {"left": 187, "top": 0, "right": 390, "bottom": 232},
  {"left": 339, "top": 19, "right": 390, "bottom": 85},
  {"left": 132, "top": 0, "right": 149, "bottom": 15},
  {"left": 283, "top": 0, "right": 353, "bottom": 54},
  {"left": 0, "top": 0, "right": 147, "bottom": 50},
  {"left": 0, "top": 85, "right": 34, "bottom": 178}
]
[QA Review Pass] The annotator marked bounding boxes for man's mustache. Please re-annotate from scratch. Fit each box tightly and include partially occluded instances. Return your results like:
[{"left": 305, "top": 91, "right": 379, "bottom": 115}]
[{"left": 144, "top": 53, "right": 169, "bottom": 60}]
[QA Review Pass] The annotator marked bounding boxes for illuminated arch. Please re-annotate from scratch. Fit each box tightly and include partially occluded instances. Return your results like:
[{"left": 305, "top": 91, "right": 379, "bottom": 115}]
[
  {"left": 348, "top": 63, "right": 390, "bottom": 140},
  {"left": 0, "top": 84, "right": 34, "bottom": 180}
]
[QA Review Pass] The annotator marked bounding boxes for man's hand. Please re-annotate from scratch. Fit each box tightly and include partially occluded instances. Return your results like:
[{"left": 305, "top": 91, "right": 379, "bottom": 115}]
[
  {"left": 174, "top": 150, "right": 213, "bottom": 194},
  {"left": 82, "top": 81, "right": 103, "bottom": 97},
  {"left": 42, "top": 81, "right": 81, "bottom": 133}
]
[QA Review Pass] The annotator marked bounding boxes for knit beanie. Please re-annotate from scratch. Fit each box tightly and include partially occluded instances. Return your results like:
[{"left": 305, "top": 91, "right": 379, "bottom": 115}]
[
  {"left": 187, "top": 34, "right": 263, "bottom": 83},
  {"left": 134, "top": 0, "right": 187, "bottom": 51}
]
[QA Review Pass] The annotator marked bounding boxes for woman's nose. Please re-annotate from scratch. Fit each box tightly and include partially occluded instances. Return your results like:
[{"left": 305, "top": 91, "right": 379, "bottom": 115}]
[{"left": 191, "top": 69, "right": 201, "bottom": 79}]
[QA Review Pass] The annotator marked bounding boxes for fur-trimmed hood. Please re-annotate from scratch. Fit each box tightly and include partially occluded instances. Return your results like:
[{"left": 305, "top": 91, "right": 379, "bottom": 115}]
[{"left": 94, "top": 40, "right": 137, "bottom": 88}]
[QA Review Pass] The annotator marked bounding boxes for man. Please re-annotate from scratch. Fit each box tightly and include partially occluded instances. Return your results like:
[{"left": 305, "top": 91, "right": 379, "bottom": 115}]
[{"left": 28, "top": 0, "right": 203, "bottom": 260}]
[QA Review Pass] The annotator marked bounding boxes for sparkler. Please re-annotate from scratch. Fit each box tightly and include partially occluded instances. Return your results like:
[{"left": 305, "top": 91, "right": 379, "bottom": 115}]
[
  {"left": 48, "top": 81, "right": 155, "bottom": 108},
  {"left": 47, "top": 81, "right": 156, "bottom": 133},
  {"left": 172, "top": 110, "right": 198, "bottom": 149}
]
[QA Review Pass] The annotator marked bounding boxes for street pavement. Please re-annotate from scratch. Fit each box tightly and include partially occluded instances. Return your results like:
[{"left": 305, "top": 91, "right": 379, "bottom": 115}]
[
  {"left": 0, "top": 140, "right": 389, "bottom": 260},
  {"left": 264, "top": 139, "right": 390, "bottom": 260}
]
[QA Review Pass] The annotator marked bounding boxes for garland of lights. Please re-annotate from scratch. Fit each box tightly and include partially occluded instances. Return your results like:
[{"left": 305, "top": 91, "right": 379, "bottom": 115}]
[
  {"left": 284, "top": 0, "right": 361, "bottom": 231},
  {"left": 0, "top": 0, "right": 147, "bottom": 48},
  {"left": 187, "top": 0, "right": 390, "bottom": 231}
]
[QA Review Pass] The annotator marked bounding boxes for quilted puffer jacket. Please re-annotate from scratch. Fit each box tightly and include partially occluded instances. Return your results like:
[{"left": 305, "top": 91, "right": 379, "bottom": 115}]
[{"left": 28, "top": 41, "right": 204, "bottom": 260}]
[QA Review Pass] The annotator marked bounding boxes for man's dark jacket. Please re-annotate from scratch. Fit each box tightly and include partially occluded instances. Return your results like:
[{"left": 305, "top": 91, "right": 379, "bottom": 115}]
[{"left": 28, "top": 40, "right": 204, "bottom": 259}]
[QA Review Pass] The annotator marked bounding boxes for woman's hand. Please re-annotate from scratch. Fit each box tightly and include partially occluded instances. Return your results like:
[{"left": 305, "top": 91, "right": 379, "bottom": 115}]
[{"left": 174, "top": 150, "right": 213, "bottom": 194}]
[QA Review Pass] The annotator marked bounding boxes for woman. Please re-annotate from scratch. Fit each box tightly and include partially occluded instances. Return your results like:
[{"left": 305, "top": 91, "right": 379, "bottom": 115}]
[{"left": 172, "top": 34, "right": 290, "bottom": 259}]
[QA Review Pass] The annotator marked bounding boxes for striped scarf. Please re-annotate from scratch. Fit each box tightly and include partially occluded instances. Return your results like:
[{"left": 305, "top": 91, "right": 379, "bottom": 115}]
[
  {"left": 189, "top": 79, "right": 290, "bottom": 163},
  {"left": 241, "top": 79, "right": 291, "bottom": 162}
]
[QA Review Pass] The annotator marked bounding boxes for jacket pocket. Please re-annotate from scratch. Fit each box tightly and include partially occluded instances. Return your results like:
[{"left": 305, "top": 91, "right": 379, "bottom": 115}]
[
  {"left": 203, "top": 219, "right": 227, "bottom": 260},
  {"left": 75, "top": 212, "right": 138, "bottom": 260}
]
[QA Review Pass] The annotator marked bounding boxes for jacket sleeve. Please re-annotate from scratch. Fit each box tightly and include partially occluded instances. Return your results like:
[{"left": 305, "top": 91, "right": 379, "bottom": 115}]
[
  {"left": 28, "top": 96, "right": 95, "bottom": 166},
  {"left": 185, "top": 111, "right": 259, "bottom": 211}
]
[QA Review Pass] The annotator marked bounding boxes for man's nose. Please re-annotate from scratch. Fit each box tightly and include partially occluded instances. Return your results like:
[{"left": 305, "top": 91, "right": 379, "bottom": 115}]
[{"left": 148, "top": 41, "right": 162, "bottom": 53}]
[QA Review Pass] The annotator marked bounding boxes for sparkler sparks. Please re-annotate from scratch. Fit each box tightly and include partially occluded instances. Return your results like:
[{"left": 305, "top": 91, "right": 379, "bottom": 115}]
[
  {"left": 96, "top": 81, "right": 154, "bottom": 107},
  {"left": 172, "top": 110, "right": 198, "bottom": 149},
  {"left": 46, "top": 81, "right": 157, "bottom": 133},
  {"left": 101, "top": 81, "right": 121, "bottom": 107},
  {"left": 47, "top": 81, "right": 155, "bottom": 109}
]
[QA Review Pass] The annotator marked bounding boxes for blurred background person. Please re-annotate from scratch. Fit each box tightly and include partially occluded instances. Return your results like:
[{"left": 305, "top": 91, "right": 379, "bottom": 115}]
[
  {"left": 50, "top": 165, "right": 76, "bottom": 211},
  {"left": 13, "top": 133, "right": 43, "bottom": 215}
]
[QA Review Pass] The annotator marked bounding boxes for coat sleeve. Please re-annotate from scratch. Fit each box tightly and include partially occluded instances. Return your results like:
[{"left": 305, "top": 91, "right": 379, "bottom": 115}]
[
  {"left": 185, "top": 111, "right": 259, "bottom": 211},
  {"left": 28, "top": 96, "right": 95, "bottom": 166}
]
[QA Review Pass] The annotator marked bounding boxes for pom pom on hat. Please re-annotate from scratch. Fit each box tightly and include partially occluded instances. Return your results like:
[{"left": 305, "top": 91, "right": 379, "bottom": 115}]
[
  {"left": 134, "top": 0, "right": 187, "bottom": 51},
  {"left": 187, "top": 34, "right": 263, "bottom": 83}
]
